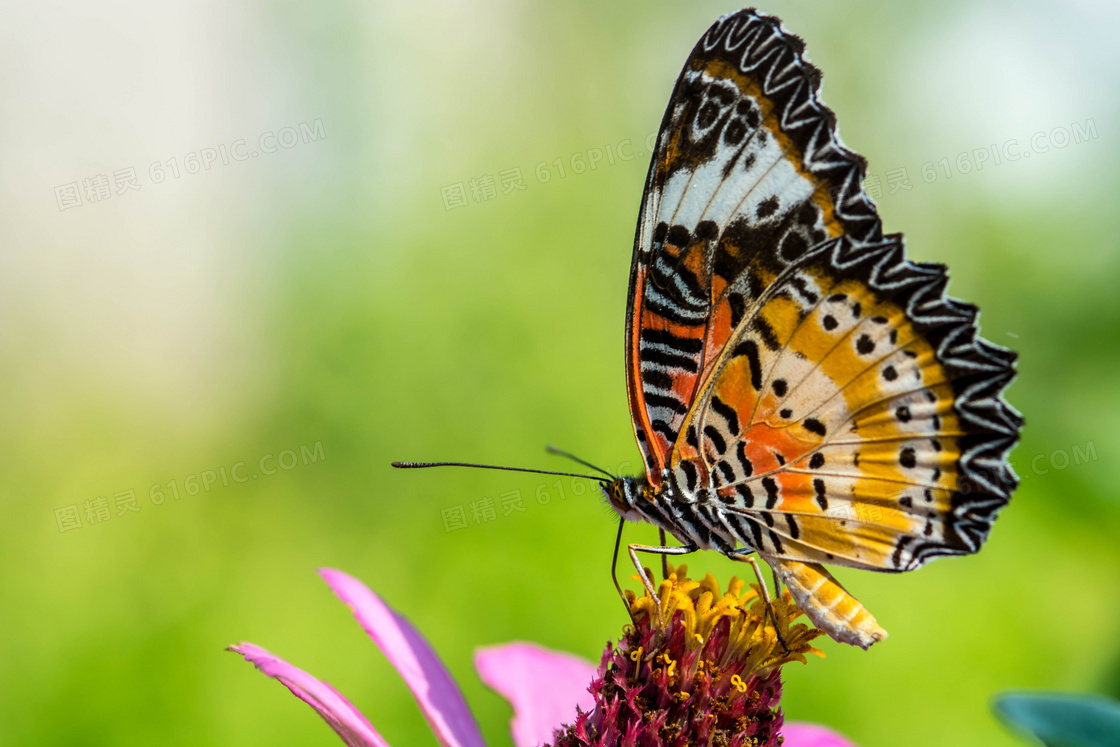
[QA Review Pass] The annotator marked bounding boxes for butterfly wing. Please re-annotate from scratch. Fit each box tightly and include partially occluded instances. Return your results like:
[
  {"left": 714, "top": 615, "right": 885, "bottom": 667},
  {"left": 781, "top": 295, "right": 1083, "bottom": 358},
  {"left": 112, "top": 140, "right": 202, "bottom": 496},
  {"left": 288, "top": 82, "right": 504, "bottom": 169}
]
[
  {"left": 625, "top": 8, "right": 882, "bottom": 488},
  {"left": 626, "top": 9, "right": 1022, "bottom": 570},
  {"left": 675, "top": 234, "right": 1021, "bottom": 573},
  {"left": 625, "top": 10, "right": 1021, "bottom": 645},
  {"left": 673, "top": 234, "right": 1020, "bottom": 650}
]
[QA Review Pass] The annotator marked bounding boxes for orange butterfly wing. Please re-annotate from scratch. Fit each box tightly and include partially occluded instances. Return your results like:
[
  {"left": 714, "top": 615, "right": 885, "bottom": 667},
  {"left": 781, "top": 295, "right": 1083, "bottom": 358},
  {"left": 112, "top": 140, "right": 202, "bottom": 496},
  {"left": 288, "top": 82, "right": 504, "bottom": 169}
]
[
  {"left": 624, "top": 9, "right": 1020, "bottom": 572},
  {"left": 625, "top": 9, "right": 882, "bottom": 486}
]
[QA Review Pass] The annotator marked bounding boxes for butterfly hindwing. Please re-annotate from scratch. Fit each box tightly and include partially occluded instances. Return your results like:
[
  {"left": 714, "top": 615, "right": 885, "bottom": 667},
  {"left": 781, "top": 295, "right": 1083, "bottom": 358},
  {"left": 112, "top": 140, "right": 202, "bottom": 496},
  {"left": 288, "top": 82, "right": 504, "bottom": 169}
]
[{"left": 676, "top": 234, "right": 1021, "bottom": 572}]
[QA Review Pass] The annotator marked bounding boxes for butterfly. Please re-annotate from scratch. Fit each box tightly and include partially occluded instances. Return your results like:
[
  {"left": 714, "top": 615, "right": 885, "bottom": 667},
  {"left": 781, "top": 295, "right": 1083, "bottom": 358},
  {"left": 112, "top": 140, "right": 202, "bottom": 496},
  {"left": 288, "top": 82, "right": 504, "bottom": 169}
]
[
  {"left": 396, "top": 7, "right": 1022, "bottom": 650},
  {"left": 589, "top": 7, "right": 1023, "bottom": 649}
]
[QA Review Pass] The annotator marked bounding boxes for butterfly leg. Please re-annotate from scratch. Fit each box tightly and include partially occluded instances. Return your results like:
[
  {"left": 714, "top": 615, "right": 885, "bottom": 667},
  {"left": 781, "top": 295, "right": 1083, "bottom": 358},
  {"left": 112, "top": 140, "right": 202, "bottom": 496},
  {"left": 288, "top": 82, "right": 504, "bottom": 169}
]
[
  {"left": 731, "top": 552, "right": 790, "bottom": 654},
  {"left": 610, "top": 518, "right": 629, "bottom": 611},
  {"left": 659, "top": 528, "right": 670, "bottom": 579},
  {"left": 625, "top": 542, "right": 698, "bottom": 625},
  {"left": 767, "top": 557, "right": 888, "bottom": 650}
]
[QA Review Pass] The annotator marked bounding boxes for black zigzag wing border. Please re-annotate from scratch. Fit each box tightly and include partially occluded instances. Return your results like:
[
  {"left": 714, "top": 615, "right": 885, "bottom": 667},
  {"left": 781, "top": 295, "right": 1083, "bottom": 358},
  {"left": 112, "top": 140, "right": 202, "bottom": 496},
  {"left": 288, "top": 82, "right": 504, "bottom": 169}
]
[
  {"left": 695, "top": 7, "right": 883, "bottom": 245},
  {"left": 812, "top": 233, "right": 1024, "bottom": 567}
]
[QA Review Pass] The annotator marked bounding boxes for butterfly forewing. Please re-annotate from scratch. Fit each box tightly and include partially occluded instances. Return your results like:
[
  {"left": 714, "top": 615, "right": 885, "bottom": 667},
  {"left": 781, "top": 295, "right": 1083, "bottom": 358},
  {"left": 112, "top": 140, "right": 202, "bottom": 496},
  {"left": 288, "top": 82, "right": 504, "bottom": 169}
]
[
  {"left": 626, "top": 9, "right": 882, "bottom": 486},
  {"left": 625, "top": 9, "right": 1021, "bottom": 575}
]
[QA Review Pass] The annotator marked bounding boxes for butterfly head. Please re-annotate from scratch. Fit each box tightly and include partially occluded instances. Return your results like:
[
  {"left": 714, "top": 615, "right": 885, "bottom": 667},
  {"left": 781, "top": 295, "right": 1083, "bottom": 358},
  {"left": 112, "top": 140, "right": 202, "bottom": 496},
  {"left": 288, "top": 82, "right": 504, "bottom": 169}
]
[{"left": 603, "top": 475, "right": 648, "bottom": 521}]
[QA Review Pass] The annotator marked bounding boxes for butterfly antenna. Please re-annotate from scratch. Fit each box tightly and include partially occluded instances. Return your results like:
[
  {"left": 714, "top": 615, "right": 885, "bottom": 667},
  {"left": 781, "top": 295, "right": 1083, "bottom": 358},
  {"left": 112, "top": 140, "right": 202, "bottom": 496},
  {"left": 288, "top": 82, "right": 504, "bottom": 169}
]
[
  {"left": 391, "top": 461, "right": 610, "bottom": 484},
  {"left": 545, "top": 445, "right": 616, "bottom": 480}
]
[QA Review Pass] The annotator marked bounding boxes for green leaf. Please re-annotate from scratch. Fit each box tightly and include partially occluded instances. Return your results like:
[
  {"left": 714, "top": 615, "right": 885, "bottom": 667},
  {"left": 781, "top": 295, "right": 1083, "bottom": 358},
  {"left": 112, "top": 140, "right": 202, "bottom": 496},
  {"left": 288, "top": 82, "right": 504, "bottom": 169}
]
[{"left": 993, "top": 692, "right": 1120, "bottom": 747}]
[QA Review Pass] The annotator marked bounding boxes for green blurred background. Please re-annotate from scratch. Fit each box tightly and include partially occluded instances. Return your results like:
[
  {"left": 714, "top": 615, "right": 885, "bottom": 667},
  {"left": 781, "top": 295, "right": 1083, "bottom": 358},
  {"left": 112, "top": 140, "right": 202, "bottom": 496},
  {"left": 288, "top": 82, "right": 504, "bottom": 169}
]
[{"left": 3, "top": 1, "right": 1119, "bottom": 745}]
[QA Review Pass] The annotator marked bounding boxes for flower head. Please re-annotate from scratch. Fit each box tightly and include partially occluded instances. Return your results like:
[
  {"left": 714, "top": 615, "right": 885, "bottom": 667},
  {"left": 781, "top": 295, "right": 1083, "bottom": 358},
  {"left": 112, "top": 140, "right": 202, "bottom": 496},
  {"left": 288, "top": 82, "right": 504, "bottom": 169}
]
[
  {"left": 550, "top": 564, "right": 824, "bottom": 747},
  {"left": 229, "top": 567, "right": 852, "bottom": 747}
]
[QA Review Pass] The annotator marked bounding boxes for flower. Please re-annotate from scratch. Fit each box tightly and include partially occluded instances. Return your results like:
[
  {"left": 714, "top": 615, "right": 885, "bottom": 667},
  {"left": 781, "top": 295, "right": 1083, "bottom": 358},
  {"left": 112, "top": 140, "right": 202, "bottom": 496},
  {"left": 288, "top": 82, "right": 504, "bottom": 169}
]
[
  {"left": 230, "top": 568, "right": 594, "bottom": 747},
  {"left": 230, "top": 567, "right": 857, "bottom": 747},
  {"left": 549, "top": 564, "right": 834, "bottom": 747}
]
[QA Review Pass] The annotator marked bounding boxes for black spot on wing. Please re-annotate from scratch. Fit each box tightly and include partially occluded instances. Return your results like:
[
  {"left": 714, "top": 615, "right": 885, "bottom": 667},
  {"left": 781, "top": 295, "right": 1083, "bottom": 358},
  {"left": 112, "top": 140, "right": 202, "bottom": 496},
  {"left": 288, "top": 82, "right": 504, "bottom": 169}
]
[
  {"left": 803, "top": 418, "right": 826, "bottom": 437},
  {"left": 717, "top": 461, "right": 736, "bottom": 483},
  {"left": 703, "top": 425, "right": 727, "bottom": 454},
  {"left": 642, "top": 347, "right": 699, "bottom": 372},
  {"left": 768, "top": 529, "right": 785, "bottom": 554},
  {"left": 641, "top": 327, "right": 704, "bottom": 353},
  {"left": 735, "top": 442, "right": 754, "bottom": 477},
  {"left": 762, "top": 477, "right": 779, "bottom": 509},
  {"left": 651, "top": 419, "right": 676, "bottom": 441},
  {"left": 731, "top": 340, "right": 763, "bottom": 391},
  {"left": 643, "top": 391, "right": 688, "bottom": 415},
  {"left": 679, "top": 459, "right": 699, "bottom": 492},
  {"left": 710, "top": 396, "right": 740, "bottom": 435},
  {"left": 666, "top": 224, "right": 691, "bottom": 249},
  {"left": 728, "top": 292, "right": 747, "bottom": 327},
  {"left": 788, "top": 274, "right": 819, "bottom": 304},
  {"left": 778, "top": 232, "right": 809, "bottom": 262},
  {"left": 641, "top": 368, "right": 674, "bottom": 390},
  {"left": 813, "top": 478, "right": 828, "bottom": 510},
  {"left": 757, "top": 196, "right": 780, "bottom": 219},
  {"left": 752, "top": 316, "right": 781, "bottom": 351}
]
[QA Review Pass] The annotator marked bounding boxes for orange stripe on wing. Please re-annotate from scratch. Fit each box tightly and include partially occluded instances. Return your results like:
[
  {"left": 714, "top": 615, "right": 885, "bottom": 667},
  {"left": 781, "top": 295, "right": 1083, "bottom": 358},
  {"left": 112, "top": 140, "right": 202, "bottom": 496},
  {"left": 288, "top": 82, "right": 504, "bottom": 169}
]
[{"left": 626, "top": 267, "right": 665, "bottom": 485}]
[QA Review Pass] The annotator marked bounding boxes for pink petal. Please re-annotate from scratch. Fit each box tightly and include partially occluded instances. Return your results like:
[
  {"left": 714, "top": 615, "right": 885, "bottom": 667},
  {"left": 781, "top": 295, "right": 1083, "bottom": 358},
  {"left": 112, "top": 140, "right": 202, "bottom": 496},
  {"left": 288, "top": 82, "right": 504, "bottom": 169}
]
[
  {"left": 229, "top": 642, "right": 390, "bottom": 747},
  {"left": 474, "top": 642, "right": 597, "bottom": 747},
  {"left": 782, "top": 722, "right": 859, "bottom": 747},
  {"left": 319, "top": 568, "right": 486, "bottom": 747}
]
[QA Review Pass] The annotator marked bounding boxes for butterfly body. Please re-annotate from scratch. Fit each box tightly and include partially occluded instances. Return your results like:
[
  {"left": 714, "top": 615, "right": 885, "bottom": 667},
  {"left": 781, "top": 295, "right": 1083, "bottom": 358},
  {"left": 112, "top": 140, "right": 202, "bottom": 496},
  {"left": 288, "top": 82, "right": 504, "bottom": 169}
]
[
  {"left": 612, "top": 8, "right": 1022, "bottom": 649},
  {"left": 606, "top": 474, "right": 733, "bottom": 555}
]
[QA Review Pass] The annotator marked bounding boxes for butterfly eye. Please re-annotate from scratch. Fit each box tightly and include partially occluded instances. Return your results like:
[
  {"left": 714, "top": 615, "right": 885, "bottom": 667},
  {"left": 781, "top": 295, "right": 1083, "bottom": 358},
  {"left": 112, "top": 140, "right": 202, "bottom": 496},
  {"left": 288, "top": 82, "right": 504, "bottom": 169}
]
[{"left": 607, "top": 482, "right": 629, "bottom": 512}]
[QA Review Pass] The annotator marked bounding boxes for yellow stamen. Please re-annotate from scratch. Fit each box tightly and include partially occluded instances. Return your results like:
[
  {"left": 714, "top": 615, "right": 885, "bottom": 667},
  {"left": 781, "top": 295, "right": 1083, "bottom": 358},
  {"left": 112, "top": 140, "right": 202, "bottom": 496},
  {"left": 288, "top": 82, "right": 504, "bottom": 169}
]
[{"left": 626, "top": 563, "right": 824, "bottom": 673}]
